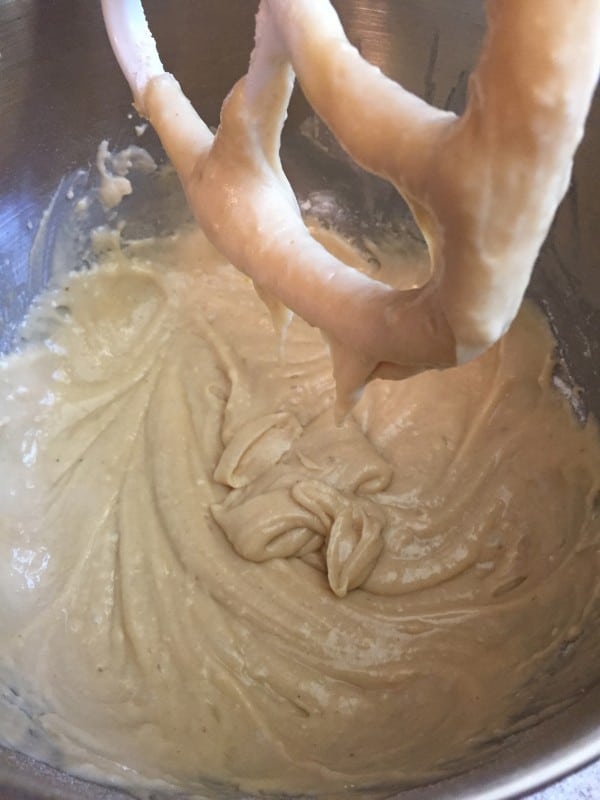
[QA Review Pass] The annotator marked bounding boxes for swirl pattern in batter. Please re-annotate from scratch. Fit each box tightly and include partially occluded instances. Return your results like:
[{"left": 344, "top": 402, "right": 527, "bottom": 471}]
[{"left": 0, "top": 224, "right": 599, "bottom": 796}]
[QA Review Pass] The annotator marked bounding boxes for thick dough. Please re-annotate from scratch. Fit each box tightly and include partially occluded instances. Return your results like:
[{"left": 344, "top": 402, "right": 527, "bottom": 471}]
[{"left": 1, "top": 225, "right": 599, "bottom": 795}]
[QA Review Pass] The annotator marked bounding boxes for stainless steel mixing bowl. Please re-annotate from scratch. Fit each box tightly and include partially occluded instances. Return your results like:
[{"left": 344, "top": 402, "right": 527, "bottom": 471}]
[{"left": 1, "top": 1, "right": 599, "bottom": 798}]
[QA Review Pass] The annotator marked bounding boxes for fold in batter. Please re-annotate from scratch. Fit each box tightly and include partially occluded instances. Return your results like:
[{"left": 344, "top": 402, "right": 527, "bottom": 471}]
[{"left": 1, "top": 220, "right": 599, "bottom": 796}]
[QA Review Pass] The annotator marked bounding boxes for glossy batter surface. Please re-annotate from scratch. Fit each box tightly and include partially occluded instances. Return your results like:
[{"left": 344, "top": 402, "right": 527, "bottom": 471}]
[{"left": 1, "top": 226, "right": 599, "bottom": 797}]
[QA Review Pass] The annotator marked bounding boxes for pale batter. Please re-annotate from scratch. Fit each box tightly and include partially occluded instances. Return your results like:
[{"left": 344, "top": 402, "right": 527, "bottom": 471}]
[
  {"left": 1, "top": 0, "right": 599, "bottom": 793},
  {"left": 1, "top": 216, "right": 599, "bottom": 796}
]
